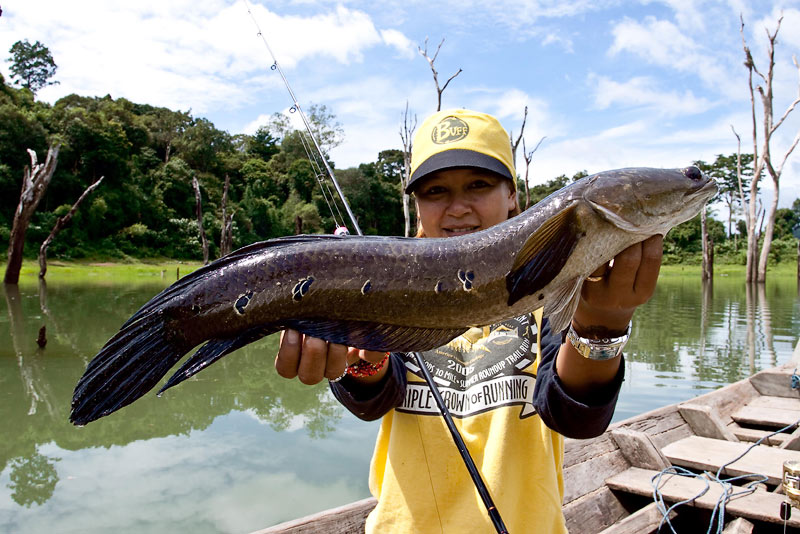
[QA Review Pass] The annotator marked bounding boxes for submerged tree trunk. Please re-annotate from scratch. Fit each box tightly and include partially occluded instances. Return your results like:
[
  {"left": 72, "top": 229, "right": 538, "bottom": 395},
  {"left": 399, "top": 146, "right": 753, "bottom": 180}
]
[
  {"left": 192, "top": 176, "right": 209, "bottom": 265},
  {"left": 219, "top": 174, "right": 234, "bottom": 258},
  {"left": 739, "top": 16, "right": 800, "bottom": 282},
  {"left": 5, "top": 146, "right": 60, "bottom": 285},
  {"left": 399, "top": 102, "right": 416, "bottom": 237},
  {"left": 701, "top": 209, "right": 713, "bottom": 281},
  {"left": 38, "top": 176, "right": 104, "bottom": 279}
]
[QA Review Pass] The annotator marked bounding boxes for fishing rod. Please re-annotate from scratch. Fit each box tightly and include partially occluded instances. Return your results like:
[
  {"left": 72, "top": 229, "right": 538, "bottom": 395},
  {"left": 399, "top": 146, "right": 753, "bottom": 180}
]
[
  {"left": 242, "top": 0, "right": 362, "bottom": 236},
  {"left": 242, "top": 4, "right": 508, "bottom": 531}
]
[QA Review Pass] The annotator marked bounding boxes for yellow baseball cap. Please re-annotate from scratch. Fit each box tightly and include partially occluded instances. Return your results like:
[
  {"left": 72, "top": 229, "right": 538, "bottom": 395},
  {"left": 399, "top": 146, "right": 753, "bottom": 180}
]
[{"left": 407, "top": 109, "right": 516, "bottom": 194}]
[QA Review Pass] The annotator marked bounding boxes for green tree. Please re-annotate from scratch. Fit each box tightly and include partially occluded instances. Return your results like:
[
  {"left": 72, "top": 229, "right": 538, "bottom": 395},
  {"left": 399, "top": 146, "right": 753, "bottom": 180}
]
[
  {"left": 663, "top": 212, "right": 726, "bottom": 263},
  {"left": 6, "top": 40, "right": 58, "bottom": 94},
  {"left": 695, "top": 154, "right": 753, "bottom": 237},
  {"left": 524, "top": 171, "right": 586, "bottom": 208},
  {"left": 773, "top": 207, "right": 799, "bottom": 240},
  {"left": 247, "top": 126, "right": 280, "bottom": 162}
]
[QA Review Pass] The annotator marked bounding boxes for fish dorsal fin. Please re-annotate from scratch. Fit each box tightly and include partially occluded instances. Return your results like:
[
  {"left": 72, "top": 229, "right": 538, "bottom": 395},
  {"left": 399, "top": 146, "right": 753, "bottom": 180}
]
[{"left": 506, "top": 204, "right": 583, "bottom": 306}]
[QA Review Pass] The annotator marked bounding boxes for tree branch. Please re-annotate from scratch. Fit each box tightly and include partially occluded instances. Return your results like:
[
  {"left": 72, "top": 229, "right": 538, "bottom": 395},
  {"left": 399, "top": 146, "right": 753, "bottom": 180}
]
[{"left": 418, "top": 37, "right": 462, "bottom": 111}]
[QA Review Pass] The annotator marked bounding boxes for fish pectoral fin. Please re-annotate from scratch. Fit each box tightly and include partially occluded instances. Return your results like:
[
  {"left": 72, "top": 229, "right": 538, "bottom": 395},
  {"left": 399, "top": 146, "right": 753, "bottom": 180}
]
[
  {"left": 544, "top": 277, "right": 583, "bottom": 334},
  {"left": 159, "top": 326, "right": 277, "bottom": 394},
  {"left": 285, "top": 319, "right": 467, "bottom": 353},
  {"left": 506, "top": 204, "right": 583, "bottom": 306}
]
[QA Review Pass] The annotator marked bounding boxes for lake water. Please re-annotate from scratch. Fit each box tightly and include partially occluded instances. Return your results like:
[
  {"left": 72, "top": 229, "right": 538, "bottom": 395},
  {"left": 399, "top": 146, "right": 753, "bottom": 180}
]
[{"left": 1, "top": 272, "right": 798, "bottom": 534}]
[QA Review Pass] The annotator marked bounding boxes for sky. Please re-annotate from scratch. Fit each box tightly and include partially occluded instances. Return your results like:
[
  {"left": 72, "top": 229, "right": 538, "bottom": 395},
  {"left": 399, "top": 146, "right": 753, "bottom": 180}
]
[{"left": 1, "top": 0, "right": 800, "bottom": 213}]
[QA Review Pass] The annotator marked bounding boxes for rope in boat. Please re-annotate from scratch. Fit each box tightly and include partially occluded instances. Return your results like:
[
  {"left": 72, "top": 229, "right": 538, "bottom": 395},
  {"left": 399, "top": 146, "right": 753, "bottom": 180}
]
[{"left": 651, "top": 417, "right": 800, "bottom": 533}]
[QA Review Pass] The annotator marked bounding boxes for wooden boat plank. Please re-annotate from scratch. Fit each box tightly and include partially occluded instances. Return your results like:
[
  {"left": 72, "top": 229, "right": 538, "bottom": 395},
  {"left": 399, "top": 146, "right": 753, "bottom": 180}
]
[
  {"left": 620, "top": 408, "right": 690, "bottom": 438},
  {"left": 611, "top": 428, "right": 671, "bottom": 470},
  {"left": 676, "top": 379, "right": 760, "bottom": 423},
  {"left": 728, "top": 423, "right": 789, "bottom": 446},
  {"left": 749, "top": 367, "right": 799, "bottom": 398},
  {"left": 562, "top": 486, "right": 628, "bottom": 534},
  {"left": 731, "top": 405, "right": 800, "bottom": 428},
  {"left": 747, "top": 395, "right": 800, "bottom": 411},
  {"left": 661, "top": 435, "right": 800, "bottom": 486},
  {"left": 596, "top": 502, "right": 675, "bottom": 534},
  {"left": 250, "top": 497, "right": 376, "bottom": 534},
  {"left": 564, "top": 434, "right": 618, "bottom": 468},
  {"left": 563, "top": 449, "right": 630, "bottom": 504},
  {"left": 721, "top": 517, "right": 754, "bottom": 534},
  {"left": 780, "top": 424, "right": 800, "bottom": 450},
  {"left": 605, "top": 466, "right": 800, "bottom": 527},
  {"left": 679, "top": 402, "right": 739, "bottom": 441}
]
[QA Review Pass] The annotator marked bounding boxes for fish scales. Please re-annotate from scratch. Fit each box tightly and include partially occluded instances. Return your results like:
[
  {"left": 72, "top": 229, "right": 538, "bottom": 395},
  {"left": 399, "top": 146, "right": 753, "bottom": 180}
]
[{"left": 70, "top": 166, "right": 717, "bottom": 424}]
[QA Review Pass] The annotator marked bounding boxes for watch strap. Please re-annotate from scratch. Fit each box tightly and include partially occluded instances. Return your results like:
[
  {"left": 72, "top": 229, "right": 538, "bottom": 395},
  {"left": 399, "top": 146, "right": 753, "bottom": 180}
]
[{"left": 566, "top": 322, "right": 631, "bottom": 361}]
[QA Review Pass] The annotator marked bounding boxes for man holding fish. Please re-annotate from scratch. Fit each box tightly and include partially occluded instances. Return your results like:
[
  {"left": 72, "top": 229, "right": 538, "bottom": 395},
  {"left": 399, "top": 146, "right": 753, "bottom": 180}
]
[{"left": 275, "top": 109, "right": 667, "bottom": 533}]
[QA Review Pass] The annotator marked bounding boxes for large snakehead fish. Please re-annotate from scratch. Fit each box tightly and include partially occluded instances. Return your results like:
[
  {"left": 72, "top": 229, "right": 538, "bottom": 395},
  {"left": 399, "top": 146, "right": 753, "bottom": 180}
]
[{"left": 71, "top": 166, "right": 716, "bottom": 424}]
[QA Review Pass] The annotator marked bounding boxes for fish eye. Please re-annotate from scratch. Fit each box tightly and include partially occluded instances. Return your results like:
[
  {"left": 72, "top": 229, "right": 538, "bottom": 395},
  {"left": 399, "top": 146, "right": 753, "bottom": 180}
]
[{"left": 683, "top": 166, "right": 703, "bottom": 181}]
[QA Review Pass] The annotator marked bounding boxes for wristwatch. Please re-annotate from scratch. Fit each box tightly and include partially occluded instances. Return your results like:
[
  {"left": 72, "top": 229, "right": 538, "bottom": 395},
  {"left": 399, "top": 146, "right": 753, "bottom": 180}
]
[{"left": 566, "top": 322, "right": 631, "bottom": 361}]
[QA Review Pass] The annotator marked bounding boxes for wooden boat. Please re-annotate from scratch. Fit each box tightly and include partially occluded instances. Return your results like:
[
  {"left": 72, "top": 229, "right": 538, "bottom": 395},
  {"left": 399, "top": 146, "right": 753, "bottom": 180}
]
[{"left": 252, "top": 360, "right": 800, "bottom": 534}]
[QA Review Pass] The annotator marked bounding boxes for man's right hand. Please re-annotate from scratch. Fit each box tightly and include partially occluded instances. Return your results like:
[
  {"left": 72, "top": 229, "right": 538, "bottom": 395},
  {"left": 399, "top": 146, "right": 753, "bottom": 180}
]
[{"left": 275, "top": 329, "right": 389, "bottom": 384}]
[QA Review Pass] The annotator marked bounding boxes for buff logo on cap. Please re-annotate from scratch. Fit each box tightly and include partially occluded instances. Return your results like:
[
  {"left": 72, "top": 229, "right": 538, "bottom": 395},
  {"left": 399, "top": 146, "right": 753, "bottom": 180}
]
[{"left": 431, "top": 116, "right": 470, "bottom": 144}]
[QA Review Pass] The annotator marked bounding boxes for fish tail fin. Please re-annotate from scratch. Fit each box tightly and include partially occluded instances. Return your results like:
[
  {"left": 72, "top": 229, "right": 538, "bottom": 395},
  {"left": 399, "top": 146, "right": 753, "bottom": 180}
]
[
  {"left": 70, "top": 314, "right": 193, "bottom": 426},
  {"left": 158, "top": 326, "right": 276, "bottom": 394}
]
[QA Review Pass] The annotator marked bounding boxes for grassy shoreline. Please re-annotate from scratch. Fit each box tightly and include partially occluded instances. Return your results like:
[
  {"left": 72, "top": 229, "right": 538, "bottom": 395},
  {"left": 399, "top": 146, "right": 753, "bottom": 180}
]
[
  {"left": 659, "top": 262, "right": 798, "bottom": 277},
  {"left": 11, "top": 259, "right": 205, "bottom": 284},
  {"left": 8, "top": 258, "right": 798, "bottom": 282}
]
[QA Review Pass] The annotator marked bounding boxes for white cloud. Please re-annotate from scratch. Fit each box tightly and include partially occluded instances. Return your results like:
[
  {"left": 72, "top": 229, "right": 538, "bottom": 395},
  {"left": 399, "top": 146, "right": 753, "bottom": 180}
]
[
  {"left": 590, "top": 74, "right": 713, "bottom": 115},
  {"left": 0, "top": 1, "right": 406, "bottom": 114},
  {"left": 541, "top": 33, "right": 575, "bottom": 53},
  {"left": 655, "top": 0, "right": 708, "bottom": 32},
  {"left": 380, "top": 29, "right": 417, "bottom": 59},
  {"left": 608, "top": 15, "right": 735, "bottom": 96}
]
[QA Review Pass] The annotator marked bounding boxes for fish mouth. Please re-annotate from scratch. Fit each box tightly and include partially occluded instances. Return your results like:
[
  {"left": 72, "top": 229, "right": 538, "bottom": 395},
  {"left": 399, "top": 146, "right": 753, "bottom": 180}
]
[
  {"left": 683, "top": 178, "right": 718, "bottom": 202},
  {"left": 442, "top": 226, "right": 481, "bottom": 237}
]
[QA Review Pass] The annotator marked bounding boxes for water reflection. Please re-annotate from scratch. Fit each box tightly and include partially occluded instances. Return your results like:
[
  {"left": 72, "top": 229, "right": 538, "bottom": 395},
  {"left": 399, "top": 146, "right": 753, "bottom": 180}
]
[
  {"left": 614, "top": 274, "right": 799, "bottom": 420},
  {"left": 1, "top": 280, "right": 376, "bottom": 533},
  {"left": 0, "top": 274, "right": 798, "bottom": 532}
]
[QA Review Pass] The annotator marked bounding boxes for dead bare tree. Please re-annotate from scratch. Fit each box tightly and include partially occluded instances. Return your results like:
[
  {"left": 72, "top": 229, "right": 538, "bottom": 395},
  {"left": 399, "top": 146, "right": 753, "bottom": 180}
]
[
  {"left": 38, "top": 176, "right": 104, "bottom": 279},
  {"left": 509, "top": 106, "right": 528, "bottom": 171},
  {"left": 192, "top": 175, "right": 210, "bottom": 265},
  {"left": 399, "top": 102, "right": 417, "bottom": 236},
  {"left": 701, "top": 208, "right": 713, "bottom": 281},
  {"left": 521, "top": 136, "right": 546, "bottom": 210},
  {"left": 739, "top": 15, "right": 800, "bottom": 282},
  {"left": 418, "top": 37, "right": 462, "bottom": 112},
  {"left": 4, "top": 145, "right": 60, "bottom": 285},
  {"left": 219, "top": 173, "right": 235, "bottom": 257}
]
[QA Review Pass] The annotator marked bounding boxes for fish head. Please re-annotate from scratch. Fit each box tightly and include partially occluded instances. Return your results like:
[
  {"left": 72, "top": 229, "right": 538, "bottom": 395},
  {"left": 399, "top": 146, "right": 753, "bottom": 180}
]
[{"left": 582, "top": 166, "right": 718, "bottom": 235}]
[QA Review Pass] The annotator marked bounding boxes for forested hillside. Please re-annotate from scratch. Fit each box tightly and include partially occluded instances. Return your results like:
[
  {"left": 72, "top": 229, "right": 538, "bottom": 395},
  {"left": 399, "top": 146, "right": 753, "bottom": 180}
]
[
  {"left": 0, "top": 76, "right": 405, "bottom": 261},
  {"left": 1, "top": 75, "right": 798, "bottom": 265}
]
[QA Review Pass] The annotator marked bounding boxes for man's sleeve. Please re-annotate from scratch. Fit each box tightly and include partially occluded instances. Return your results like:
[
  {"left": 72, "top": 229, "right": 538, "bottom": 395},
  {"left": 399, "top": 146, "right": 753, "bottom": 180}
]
[
  {"left": 329, "top": 353, "right": 407, "bottom": 421},
  {"left": 533, "top": 318, "right": 625, "bottom": 439}
]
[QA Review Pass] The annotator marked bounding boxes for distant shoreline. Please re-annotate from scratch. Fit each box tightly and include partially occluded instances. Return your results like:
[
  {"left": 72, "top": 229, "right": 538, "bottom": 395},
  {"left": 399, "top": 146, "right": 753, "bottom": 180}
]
[{"left": 6, "top": 259, "right": 798, "bottom": 284}]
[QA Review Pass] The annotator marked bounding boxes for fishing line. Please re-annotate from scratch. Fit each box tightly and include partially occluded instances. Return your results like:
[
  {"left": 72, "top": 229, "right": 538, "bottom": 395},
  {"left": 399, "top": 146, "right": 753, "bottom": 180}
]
[
  {"left": 241, "top": 0, "right": 362, "bottom": 235},
  {"left": 293, "top": 126, "right": 347, "bottom": 231},
  {"left": 294, "top": 125, "right": 348, "bottom": 229}
]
